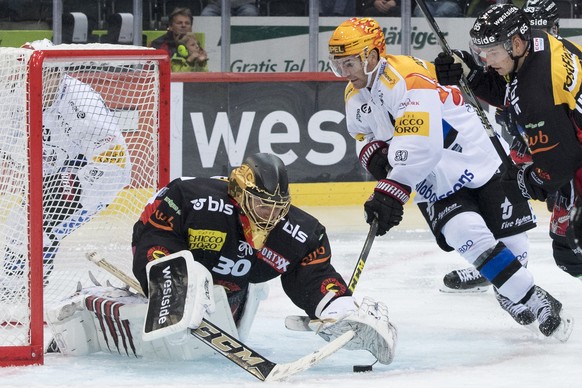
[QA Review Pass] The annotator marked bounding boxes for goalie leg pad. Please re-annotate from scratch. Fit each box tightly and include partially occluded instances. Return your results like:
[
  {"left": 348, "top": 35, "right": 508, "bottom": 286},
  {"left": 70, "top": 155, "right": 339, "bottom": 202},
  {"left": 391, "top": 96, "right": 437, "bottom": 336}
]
[
  {"left": 313, "top": 297, "right": 397, "bottom": 365},
  {"left": 236, "top": 282, "right": 269, "bottom": 342},
  {"left": 45, "top": 287, "right": 148, "bottom": 357},
  {"left": 46, "top": 284, "right": 239, "bottom": 360}
]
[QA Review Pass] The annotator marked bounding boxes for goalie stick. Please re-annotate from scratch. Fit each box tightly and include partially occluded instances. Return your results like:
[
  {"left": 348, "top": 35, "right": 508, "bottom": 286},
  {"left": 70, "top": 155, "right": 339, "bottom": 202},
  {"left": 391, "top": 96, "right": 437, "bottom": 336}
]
[
  {"left": 85, "top": 251, "right": 354, "bottom": 381},
  {"left": 415, "top": 0, "right": 512, "bottom": 170},
  {"left": 285, "top": 220, "right": 378, "bottom": 332}
]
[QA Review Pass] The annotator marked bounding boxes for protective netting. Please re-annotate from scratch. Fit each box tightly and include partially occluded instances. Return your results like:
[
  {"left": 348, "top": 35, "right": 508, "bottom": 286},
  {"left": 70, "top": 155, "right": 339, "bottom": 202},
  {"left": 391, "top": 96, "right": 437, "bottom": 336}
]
[{"left": 0, "top": 45, "right": 166, "bottom": 354}]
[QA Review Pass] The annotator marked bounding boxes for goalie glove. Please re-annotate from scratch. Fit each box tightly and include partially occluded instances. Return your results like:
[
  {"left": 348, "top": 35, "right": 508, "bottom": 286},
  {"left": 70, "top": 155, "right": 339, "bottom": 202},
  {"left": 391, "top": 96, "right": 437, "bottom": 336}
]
[{"left": 309, "top": 296, "right": 397, "bottom": 365}]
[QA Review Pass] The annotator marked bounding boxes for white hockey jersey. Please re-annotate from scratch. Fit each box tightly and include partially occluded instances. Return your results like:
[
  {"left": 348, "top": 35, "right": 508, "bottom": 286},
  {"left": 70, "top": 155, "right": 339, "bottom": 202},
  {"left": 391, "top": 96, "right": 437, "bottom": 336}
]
[
  {"left": 345, "top": 55, "right": 504, "bottom": 203},
  {"left": 42, "top": 74, "right": 131, "bottom": 212}
]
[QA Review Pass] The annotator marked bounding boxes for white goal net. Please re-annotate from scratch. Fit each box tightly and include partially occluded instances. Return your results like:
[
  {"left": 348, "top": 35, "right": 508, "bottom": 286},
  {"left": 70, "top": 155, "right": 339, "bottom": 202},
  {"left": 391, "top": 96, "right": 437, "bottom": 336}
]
[{"left": 0, "top": 44, "right": 170, "bottom": 365}]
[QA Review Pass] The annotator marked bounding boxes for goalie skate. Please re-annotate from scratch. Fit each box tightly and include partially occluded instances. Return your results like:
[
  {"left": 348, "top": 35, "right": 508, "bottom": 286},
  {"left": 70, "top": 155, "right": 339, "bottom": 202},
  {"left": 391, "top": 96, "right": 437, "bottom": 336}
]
[{"left": 440, "top": 266, "right": 491, "bottom": 293}]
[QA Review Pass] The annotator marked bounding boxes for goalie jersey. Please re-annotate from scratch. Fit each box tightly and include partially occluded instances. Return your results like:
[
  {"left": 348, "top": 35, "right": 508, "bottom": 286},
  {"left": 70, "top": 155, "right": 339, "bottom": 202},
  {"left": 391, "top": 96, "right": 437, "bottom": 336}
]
[
  {"left": 345, "top": 55, "right": 504, "bottom": 203},
  {"left": 132, "top": 177, "right": 350, "bottom": 320}
]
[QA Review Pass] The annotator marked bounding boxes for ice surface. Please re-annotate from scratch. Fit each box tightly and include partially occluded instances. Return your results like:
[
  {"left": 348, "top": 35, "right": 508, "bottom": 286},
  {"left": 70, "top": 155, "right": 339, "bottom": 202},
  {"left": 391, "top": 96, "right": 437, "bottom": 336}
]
[{"left": 1, "top": 203, "right": 580, "bottom": 388}]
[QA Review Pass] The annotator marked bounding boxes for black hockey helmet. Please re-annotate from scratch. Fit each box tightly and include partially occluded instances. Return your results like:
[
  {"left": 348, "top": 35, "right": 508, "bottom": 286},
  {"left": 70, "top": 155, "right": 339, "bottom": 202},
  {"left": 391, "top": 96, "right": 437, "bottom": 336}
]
[
  {"left": 470, "top": 4, "right": 531, "bottom": 57},
  {"left": 522, "top": 0, "right": 559, "bottom": 36},
  {"left": 228, "top": 153, "right": 291, "bottom": 248}
]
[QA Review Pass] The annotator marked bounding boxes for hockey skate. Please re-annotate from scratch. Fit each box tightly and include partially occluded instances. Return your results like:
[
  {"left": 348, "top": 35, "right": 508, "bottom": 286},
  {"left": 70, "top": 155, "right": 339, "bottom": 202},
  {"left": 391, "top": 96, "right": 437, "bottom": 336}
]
[
  {"left": 523, "top": 285, "right": 574, "bottom": 342},
  {"left": 440, "top": 266, "right": 491, "bottom": 293},
  {"left": 494, "top": 288, "right": 535, "bottom": 326}
]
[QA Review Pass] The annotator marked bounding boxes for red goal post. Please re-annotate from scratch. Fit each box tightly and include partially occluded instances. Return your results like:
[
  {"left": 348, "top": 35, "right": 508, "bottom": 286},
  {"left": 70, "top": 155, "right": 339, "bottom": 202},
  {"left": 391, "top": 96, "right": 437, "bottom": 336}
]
[{"left": 0, "top": 45, "right": 170, "bottom": 366}]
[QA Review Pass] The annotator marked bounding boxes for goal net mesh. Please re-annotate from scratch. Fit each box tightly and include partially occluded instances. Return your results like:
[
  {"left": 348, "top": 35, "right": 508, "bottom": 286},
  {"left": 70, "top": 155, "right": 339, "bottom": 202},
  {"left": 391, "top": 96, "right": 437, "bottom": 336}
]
[{"left": 0, "top": 45, "right": 168, "bottom": 355}]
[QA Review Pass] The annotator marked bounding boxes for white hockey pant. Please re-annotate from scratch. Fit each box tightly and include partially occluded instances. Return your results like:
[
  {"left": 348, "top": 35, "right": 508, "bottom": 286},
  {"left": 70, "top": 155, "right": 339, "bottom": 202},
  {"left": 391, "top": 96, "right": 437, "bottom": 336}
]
[{"left": 441, "top": 211, "right": 534, "bottom": 303}]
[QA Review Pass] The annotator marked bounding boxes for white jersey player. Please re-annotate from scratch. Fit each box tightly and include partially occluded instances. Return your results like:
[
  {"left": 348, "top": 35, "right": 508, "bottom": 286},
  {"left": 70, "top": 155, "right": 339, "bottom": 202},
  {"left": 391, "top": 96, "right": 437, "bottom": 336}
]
[
  {"left": 328, "top": 17, "right": 572, "bottom": 340},
  {"left": 2, "top": 39, "right": 131, "bottom": 285}
]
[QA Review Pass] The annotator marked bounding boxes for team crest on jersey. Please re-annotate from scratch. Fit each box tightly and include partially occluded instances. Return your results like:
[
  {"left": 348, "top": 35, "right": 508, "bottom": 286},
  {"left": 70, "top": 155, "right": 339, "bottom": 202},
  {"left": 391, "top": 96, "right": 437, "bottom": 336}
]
[
  {"left": 146, "top": 245, "right": 171, "bottom": 262},
  {"left": 320, "top": 278, "right": 346, "bottom": 296},
  {"left": 533, "top": 38, "right": 544, "bottom": 52}
]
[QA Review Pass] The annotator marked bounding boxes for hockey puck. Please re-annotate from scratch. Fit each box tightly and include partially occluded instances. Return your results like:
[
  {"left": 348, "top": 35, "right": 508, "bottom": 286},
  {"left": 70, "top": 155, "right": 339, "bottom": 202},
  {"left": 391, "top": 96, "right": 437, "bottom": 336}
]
[{"left": 352, "top": 364, "right": 373, "bottom": 373}]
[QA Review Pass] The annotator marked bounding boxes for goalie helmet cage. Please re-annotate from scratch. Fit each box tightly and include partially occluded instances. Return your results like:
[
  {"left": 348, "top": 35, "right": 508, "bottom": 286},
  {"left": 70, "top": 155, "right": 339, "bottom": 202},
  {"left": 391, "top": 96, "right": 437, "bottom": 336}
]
[{"left": 0, "top": 45, "right": 170, "bottom": 366}]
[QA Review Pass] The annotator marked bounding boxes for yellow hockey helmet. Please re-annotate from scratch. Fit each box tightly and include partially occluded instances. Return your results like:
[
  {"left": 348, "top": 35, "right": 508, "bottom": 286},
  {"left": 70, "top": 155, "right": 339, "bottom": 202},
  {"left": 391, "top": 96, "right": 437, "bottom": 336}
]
[{"left": 328, "top": 18, "right": 386, "bottom": 60}]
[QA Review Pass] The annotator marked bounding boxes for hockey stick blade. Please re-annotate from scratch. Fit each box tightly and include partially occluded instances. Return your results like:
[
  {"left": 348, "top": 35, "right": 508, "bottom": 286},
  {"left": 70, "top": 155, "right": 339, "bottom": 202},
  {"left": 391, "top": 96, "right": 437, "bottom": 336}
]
[
  {"left": 85, "top": 251, "right": 145, "bottom": 295},
  {"left": 192, "top": 318, "right": 354, "bottom": 381}
]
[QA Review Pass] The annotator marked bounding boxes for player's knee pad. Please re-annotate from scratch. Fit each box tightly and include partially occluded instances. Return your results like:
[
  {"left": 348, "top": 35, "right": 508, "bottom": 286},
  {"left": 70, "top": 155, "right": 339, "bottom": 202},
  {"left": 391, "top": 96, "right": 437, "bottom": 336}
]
[
  {"left": 474, "top": 242, "right": 534, "bottom": 302},
  {"left": 441, "top": 212, "right": 497, "bottom": 263}
]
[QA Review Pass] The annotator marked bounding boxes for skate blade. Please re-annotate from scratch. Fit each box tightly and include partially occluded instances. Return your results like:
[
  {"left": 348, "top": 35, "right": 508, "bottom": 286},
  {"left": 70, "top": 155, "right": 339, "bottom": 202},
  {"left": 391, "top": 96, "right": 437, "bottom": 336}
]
[
  {"left": 550, "top": 311, "right": 574, "bottom": 343},
  {"left": 439, "top": 285, "right": 490, "bottom": 294}
]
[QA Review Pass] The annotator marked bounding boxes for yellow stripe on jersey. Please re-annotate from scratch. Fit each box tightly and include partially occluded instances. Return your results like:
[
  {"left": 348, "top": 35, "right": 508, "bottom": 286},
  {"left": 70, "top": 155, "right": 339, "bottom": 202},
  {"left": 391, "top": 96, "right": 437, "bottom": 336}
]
[
  {"left": 344, "top": 82, "right": 358, "bottom": 103},
  {"left": 549, "top": 35, "right": 582, "bottom": 110}
]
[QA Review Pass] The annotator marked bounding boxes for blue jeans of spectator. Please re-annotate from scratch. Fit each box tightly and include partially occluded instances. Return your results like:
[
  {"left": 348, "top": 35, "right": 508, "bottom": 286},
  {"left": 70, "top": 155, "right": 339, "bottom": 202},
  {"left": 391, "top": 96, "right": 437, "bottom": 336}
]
[
  {"left": 201, "top": 4, "right": 259, "bottom": 16},
  {"left": 413, "top": 1, "right": 463, "bottom": 17},
  {"left": 320, "top": 0, "right": 356, "bottom": 16}
]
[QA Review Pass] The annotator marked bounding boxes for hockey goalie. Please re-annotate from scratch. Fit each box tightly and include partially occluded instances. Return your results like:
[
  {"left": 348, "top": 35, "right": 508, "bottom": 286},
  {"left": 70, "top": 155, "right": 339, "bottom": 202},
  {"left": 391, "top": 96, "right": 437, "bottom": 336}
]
[{"left": 46, "top": 153, "right": 397, "bottom": 367}]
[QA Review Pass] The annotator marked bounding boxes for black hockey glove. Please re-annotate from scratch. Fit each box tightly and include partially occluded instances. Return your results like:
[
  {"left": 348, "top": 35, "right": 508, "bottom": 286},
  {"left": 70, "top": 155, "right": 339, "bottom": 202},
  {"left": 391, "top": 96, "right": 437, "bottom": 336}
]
[
  {"left": 359, "top": 140, "right": 390, "bottom": 181},
  {"left": 500, "top": 163, "right": 547, "bottom": 204},
  {"left": 364, "top": 179, "right": 410, "bottom": 236},
  {"left": 434, "top": 50, "right": 481, "bottom": 86},
  {"left": 495, "top": 107, "right": 520, "bottom": 138}
]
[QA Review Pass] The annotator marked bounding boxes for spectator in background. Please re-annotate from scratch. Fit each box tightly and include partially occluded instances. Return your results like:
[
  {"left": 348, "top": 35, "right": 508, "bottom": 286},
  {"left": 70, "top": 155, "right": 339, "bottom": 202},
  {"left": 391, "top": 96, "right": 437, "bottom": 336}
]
[
  {"left": 320, "top": 0, "right": 356, "bottom": 16},
  {"left": 150, "top": 7, "right": 193, "bottom": 57},
  {"left": 413, "top": 0, "right": 464, "bottom": 17},
  {"left": 171, "top": 32, "right": 208, "bottom": 72},
  {"left": 201, "top": 0, "right": 259, "bottom": 16},
  {"left": 360, "top": 0, "right": 401, "bottom": 17},
  {"left": 465, "top": 0, "right": 503, "bottom": 17}
]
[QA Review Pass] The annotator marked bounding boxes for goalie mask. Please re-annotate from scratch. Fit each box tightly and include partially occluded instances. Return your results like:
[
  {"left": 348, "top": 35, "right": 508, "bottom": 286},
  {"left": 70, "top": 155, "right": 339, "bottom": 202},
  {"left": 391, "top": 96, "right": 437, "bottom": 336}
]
[
  {"left": 228, "top": 153, "right": 291, "bottom": 249},
  {"left": 328, "top": 18, "right": 385, "bottom": 84}
]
